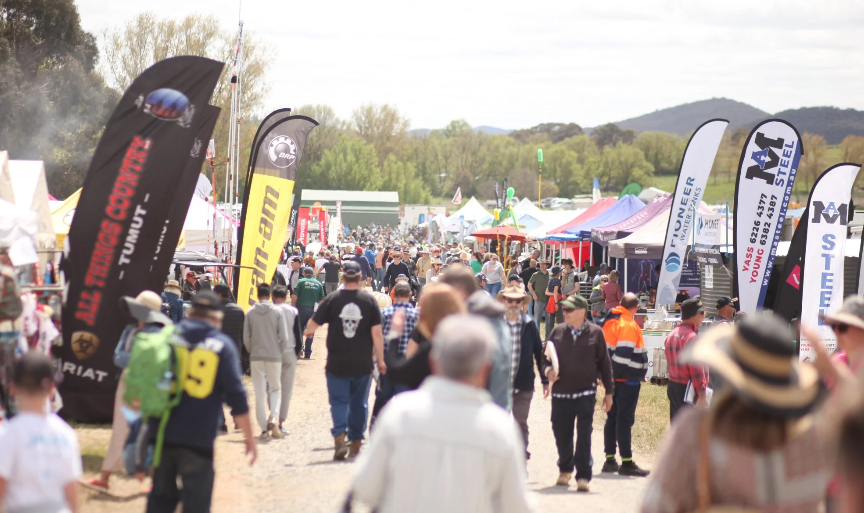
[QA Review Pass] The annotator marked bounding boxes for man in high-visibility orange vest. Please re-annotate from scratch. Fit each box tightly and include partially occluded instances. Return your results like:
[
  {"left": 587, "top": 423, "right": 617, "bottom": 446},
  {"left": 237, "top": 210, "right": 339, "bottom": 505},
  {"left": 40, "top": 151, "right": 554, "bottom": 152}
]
[{"left": 600, "top": 292, "right": 650, "bottom": 477}]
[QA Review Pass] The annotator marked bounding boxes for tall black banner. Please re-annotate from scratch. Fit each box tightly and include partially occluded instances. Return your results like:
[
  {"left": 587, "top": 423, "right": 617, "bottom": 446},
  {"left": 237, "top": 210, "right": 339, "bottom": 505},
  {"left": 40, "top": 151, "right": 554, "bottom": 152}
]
[
  {"left": 59, "top": 57, "right": 224, "bottom": 422},
  {"left": 243, "top": 108, "right": 293, "bottom": 187},
  {"left": 773, "top": 211, "right": 807, "bottom": 322},
  {"left": 147, "top": 105, "right": 221, "bottom": 291},
  {"left": 286, "top": 199, "right": 300, "bottom": 248},
  {"left": 233, "top": 115, "right": 318, "bottom": 308}
]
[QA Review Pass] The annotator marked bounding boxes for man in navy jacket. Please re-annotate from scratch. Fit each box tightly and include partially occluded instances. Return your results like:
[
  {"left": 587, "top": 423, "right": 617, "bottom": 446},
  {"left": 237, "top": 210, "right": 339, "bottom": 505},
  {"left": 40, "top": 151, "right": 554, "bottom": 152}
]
[{"left": 498, "top": 284, "right": 548, "bottom": 460}]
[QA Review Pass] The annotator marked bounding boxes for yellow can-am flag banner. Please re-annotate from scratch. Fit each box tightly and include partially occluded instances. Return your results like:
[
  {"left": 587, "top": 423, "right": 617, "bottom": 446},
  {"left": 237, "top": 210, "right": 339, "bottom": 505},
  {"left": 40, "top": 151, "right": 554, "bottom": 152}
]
[{"left": 236, "top": 115, "right": 318, "bottom": 310}]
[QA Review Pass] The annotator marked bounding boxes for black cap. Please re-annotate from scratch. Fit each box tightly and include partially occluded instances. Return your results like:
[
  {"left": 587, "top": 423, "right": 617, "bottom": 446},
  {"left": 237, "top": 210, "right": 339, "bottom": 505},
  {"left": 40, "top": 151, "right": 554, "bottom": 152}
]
[
  {"left": 14, "top": 351, "right": 56, "bottom": 391},
  {"left": 681, "top": 296, "right": 704, "bottom": 319},
  {"left": 192, "top": 291, "right": 223, "bottom": 312},
  {"left": 716, "top": 296, "right": 738, "bottom": 310},
  {"left": 508, "top": 274, "right": 524, "bottom": 283},
  {"left": 343, "top": 261, "right": 362, "bottom": 278},
  {"left": 302, "top": 266, "right": 314, "bottom": 275}
]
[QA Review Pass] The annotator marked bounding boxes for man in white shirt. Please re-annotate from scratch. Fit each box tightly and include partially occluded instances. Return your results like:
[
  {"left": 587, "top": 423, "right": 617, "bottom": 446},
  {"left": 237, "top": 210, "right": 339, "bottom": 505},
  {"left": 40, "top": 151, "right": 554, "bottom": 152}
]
[{"left": 351, "top": 315, "right": 532, "bottom": 513}]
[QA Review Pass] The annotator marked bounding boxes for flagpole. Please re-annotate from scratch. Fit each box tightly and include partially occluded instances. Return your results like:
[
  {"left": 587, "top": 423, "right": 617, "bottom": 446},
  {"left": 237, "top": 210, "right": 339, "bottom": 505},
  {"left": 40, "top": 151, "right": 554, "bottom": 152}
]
[{"left": 537, "top": 149, "right": 543, "bottom": 205}]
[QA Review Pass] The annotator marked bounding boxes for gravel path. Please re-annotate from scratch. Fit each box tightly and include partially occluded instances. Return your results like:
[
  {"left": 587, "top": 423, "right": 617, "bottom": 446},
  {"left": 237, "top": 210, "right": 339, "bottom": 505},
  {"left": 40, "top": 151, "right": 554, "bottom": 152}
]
[{"left": 81, "top": 326, "right": 654, "bottom": 512}]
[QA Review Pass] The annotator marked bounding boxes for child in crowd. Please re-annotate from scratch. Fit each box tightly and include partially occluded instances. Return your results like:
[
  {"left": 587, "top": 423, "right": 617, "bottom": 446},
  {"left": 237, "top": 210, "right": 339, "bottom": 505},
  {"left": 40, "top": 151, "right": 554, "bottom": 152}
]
[{"left": 0, "top": 352, "right": 82, "bottom": 513}]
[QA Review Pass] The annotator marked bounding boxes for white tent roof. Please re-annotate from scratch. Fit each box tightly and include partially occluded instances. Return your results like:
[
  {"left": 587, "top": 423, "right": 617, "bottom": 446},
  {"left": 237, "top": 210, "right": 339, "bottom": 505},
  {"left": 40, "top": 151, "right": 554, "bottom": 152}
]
[
  {"left": 512, "top": 197, "right": 541, "bottom": 216},
  {"left": 608, "top": 209, "right": 670, "bottom": 259},
  {"left": 0, "top": 152, "right": 12, "bottom": 204},
  {"left": 638, "top": 187, "right": 667, "bottom": 203},
  {"left": 449, "top": 196, "right": 492, "bottom": 223},
  {"left": 6, "top": 160, "right": 56, "bottom": 251},
  {"left": 182, "top": 195, "right": 236, "bottom": 253}
]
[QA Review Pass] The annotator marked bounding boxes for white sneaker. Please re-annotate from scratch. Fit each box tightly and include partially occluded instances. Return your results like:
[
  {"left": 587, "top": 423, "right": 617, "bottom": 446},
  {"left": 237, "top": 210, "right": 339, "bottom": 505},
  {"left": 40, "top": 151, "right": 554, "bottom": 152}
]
[{"left": 576, "top": 479, "right": 590, "bottom": 492}]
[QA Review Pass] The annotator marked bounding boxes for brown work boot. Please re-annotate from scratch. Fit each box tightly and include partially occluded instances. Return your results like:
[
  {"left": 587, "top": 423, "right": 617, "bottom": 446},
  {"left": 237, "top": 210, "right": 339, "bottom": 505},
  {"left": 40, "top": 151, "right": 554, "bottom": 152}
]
[
  {"left": 348, "top": 439, "right": 362, "bottom": 458},
  {"left": 556, "top": 472, "right": 571, "bottom": 486},
  {"left": 334, "top": 433, "right": 349, "bottom": 461}
]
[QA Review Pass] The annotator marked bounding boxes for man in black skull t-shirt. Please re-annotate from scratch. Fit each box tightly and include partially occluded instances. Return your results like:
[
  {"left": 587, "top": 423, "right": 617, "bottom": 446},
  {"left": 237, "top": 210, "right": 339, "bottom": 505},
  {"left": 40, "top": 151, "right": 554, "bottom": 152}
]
[{"left": 304, "top": 261, "right": 385, "bottom": 461}]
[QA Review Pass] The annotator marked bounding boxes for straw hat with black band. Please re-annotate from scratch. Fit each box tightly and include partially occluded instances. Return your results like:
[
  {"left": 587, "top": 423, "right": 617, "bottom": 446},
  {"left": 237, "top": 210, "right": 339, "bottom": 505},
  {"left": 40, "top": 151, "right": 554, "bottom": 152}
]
[
  {"left": 684, "top": 312, "right": 825, "bottom": 418},
  {"left": 497, "top": 284, "right": 530, "bottom": 307}
]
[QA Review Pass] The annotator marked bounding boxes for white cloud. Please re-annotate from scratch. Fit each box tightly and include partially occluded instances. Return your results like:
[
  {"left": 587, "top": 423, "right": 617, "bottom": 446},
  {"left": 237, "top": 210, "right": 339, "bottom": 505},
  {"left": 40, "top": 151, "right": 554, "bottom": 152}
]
[{"left": 76, "top": 0, "right": 864, "bottom": 130}]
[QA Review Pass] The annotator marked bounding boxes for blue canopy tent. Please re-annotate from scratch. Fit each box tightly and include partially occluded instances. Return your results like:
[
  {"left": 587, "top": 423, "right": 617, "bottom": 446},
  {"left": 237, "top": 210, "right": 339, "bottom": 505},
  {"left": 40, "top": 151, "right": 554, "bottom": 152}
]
[{"left": 545, "top": 194, "right": 645, "bottom": 267}]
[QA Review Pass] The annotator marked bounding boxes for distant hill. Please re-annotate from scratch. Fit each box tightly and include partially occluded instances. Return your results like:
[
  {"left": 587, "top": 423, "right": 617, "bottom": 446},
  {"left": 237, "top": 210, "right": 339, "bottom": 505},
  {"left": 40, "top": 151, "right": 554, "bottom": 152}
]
[
  {"left": 408, "top": 126, "right": 511, "bottom": 137},
  {"left": 474, "top": 126, "right": 511, "bottom": 135},
  {"left": 613, "top": 98, "right": 770, "bottom": 137},
  {"left": 772, "top": 107, "right": 864, "bottom": 145}
]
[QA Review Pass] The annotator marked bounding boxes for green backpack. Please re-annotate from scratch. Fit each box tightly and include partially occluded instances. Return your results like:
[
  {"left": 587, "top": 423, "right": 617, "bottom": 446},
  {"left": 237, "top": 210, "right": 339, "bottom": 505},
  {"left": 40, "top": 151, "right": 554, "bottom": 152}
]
[{"left": 123, "top": 324, "right": 186, "bottom": 467}]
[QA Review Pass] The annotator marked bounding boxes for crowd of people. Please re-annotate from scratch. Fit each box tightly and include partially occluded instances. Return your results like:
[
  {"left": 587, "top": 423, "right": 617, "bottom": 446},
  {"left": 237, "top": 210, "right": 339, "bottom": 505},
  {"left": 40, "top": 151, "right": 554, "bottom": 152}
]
[{"left": 5, "top": 223, "right": 864, "bottom": 513}]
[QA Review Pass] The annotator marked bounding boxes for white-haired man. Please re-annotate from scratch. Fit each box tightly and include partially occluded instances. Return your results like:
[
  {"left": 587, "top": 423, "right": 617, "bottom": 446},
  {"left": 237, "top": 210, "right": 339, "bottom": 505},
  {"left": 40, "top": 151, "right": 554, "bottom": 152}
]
[{"left": 351, "top": 315, "right": 532, "bottom": 513}]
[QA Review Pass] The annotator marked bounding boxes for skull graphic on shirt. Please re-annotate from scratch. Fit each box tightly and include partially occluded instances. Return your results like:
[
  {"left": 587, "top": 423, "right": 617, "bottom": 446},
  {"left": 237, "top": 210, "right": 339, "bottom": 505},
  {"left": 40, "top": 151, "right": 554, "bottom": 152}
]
[{"left": 340, "top": 303, "right": 363, "bottom": 338}]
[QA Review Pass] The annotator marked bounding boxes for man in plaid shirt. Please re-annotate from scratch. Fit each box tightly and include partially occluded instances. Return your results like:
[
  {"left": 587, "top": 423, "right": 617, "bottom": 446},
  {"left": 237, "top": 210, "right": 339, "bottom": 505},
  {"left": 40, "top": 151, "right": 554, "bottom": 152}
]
[
  {"left": 664, "top": 296, "right": 709, "bottom": 421},
  {"left": 371, "top": 283, "right": 418, "bottom": 426}
]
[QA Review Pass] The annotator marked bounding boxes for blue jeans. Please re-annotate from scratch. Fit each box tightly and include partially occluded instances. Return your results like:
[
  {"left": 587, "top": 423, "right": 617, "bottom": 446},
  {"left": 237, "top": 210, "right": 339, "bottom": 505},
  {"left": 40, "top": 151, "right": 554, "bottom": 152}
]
[
  {"left": 485, "top": 282, "right": 503, "bottom": 297},
  {"left": 147, "top": 446, "right": 214, "bottom": 513},
  {"left": 326, "top": 372, "right": 372, "bottom": 441},
  {"left": 297, "top": 305, "right": 315, "bottom": 357},
  {"left": 375, "top": 268, "right": 384, "bottom": 290}
]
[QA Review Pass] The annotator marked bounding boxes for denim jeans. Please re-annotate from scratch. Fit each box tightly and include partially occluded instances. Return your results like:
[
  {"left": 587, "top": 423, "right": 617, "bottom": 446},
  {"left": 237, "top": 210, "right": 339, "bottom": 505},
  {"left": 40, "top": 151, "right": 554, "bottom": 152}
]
[
  {"left": 375, "top": 268, "right": 384, "bottom": 291},
  {"left": 532, "top": 298, "right": 548, "bottom": 336},
  {"left": 604, "top": 383, "right": 641, "bottom": 460},
  {"left": 297, "top": 305, "right": 315, "bottom": 357},
  {"left": 484, "top": 282, "right": 503, "bottom": 297},
  {"left": 326, "top": 372, "right": 372, "bottom": 441},
  {"left": 370, "top": 374, "right": 409, "bottom": 429},
  {"left": 147, "top": 445, "right": 214, "bottom": 513},
  {"left": 551, "top": 395, "right": 596, "bottom": 480}
]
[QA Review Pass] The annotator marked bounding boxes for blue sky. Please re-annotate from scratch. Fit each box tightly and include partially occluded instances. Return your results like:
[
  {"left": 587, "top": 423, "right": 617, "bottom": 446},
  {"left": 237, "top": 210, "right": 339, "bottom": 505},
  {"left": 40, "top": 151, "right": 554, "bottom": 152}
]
[{"left": 76, "top": 0, "right": 864, "bottom": 130}]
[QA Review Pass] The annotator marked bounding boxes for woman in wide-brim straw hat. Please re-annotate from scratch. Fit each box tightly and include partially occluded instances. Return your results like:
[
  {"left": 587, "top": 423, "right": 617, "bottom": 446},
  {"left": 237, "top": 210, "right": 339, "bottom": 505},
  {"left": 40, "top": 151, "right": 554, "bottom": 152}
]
[{"left": 642, "top": 312, "right": 832, "bottom": 513}]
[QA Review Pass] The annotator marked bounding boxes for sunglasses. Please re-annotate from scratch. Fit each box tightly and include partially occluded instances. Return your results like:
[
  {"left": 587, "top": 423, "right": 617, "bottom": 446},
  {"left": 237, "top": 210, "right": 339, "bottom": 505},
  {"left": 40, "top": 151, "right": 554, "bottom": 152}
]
[
  {"left": 832, "top": 323, "right": 850, "bottom": 334},
  {"left": 504, "top": 298, "right": 522, "bottom": 305},
  {"left": 561, "top": 307, "right": 576, "bottom": 313}
]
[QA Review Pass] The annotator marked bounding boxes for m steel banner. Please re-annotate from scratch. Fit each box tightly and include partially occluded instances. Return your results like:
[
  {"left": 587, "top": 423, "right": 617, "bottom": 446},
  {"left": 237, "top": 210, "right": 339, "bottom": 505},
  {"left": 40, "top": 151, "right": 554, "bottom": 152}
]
[
  {"left": 234, "top": 115, "right": 318, "bottom": 310},
  {"left": 656, "top": 119, "right": 728, "bottom": 305},
  {"left": 733, "top": 120, "right": 802, "bottom": 314},
  {"left": 693, "top": 213, "right": 722, "bottom": 266},
  {"left": 147, "top": 105, "right": 221, "bottom": 291},
  {"left": 60, "top": 57, "right": 223, "bottom": 422},
  {"left": 800, "top": 164, "right": 861, "bottom": 361}
]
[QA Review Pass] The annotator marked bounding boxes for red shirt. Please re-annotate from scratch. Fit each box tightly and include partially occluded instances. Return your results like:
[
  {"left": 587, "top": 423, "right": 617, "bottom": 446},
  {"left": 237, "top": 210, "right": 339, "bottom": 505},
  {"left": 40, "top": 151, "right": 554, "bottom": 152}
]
[{"left": 664, "top": 322, "right": 709, "bottom": 395}]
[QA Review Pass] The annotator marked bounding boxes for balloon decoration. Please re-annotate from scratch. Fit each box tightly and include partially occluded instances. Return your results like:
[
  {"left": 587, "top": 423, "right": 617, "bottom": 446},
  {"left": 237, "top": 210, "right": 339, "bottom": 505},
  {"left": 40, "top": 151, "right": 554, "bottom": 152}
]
[{"left": 507, "top": 187, "right": 515, "bottom": 200}]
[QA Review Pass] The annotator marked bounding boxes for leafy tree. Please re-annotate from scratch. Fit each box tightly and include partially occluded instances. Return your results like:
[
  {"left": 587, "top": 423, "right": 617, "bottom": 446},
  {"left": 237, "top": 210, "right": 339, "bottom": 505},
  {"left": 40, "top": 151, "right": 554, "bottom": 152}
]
[
  {"left": 598, "top": 143, "right": 654, "bottom": 191},
  {"left": 351, "top": 103, "right": 410, "bottom": 165},
  {"left": 797, "top": 132, "right": 827, "bottom": 192},
  {"left": 381, "top": 156, "right": 430, "bottom": 204},
  {"left": 509, "top": 167, "right": 558, "bottom": 201},
  {"left": 590, "top": 123, "right": 636, "bottom": 149},
  {"left": 102, "top": 12, "right": 270, "bottom": 200},
  {"left": 292, "top": 104, "right": 346, "bottom": 190},
  {"left": 309, "top": 135, "right": 381, "bottom": 190},
  {"left": 841, "top": 135, "right": 864, "bottom": 164},
  {"left": 635, "top": 131, "right": 685, "bottom": 175},
  {"left": 0, "top": 0, "right": 117, "bottom": 198}
]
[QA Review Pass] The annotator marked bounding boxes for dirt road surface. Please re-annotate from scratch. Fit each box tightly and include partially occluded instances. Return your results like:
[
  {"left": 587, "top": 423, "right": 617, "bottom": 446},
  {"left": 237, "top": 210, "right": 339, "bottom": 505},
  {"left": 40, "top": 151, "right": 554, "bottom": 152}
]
[{"left": 80, "top": 326, "right": 654, "bottom": 512}]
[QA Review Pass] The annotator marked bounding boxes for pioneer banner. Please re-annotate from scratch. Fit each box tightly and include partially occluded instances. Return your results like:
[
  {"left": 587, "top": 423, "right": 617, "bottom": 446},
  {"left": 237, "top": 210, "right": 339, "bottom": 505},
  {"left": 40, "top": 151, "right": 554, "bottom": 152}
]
[
  {"left": 234, "top": 115, "right": 318, "bottom": 310},
  {"left": 693, "top": 213, "right": 722, "bottom": 266},
  {"left": 800, "top": 164, "right": 861, "bottom": 361},
  {"left": 733, "top": 120, "right": 802, "bottom": 314},
  {"left": 148, "top": 105, "right": 221, "bottom": 291},
  {"left": 656, "top": 119, "right": 728, "bottom": 305},
  {"left": 59, "top": 57, "right": 223, "bottom": 422}
]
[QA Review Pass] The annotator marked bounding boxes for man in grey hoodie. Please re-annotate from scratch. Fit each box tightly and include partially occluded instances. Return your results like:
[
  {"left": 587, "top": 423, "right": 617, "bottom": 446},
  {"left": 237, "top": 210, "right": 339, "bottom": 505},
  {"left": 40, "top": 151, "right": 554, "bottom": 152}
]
[{"left": 244, "top": 284, "right": 290, "bottom": 439}]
